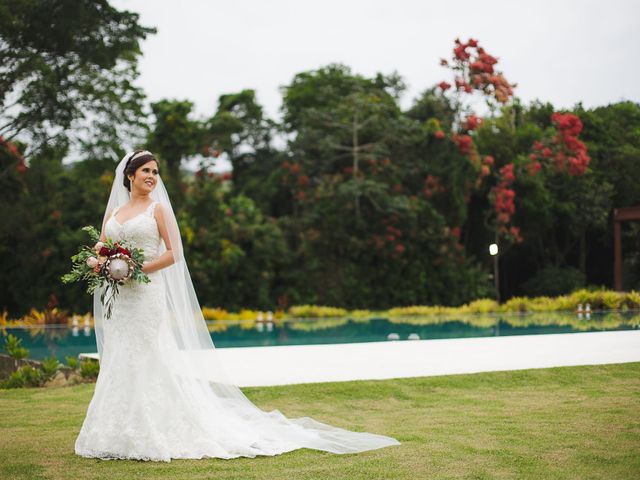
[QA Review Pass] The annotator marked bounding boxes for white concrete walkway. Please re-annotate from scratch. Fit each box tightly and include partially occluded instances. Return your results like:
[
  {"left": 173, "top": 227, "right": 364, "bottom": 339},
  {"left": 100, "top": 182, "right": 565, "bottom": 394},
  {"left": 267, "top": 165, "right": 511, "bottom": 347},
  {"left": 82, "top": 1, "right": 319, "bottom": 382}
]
[
  {"left": 216, "top": 330, "right": 640, "bottom": 387},
  {"left": 80, "top": 330, "right": 640, "bottom": 387}
]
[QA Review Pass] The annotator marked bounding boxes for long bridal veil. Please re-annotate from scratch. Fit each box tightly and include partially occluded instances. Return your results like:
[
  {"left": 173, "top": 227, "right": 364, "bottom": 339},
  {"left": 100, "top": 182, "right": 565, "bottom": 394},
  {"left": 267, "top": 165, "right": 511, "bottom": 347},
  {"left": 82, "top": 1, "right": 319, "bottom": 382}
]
[{"left": 92, "top": 151, "right": 400, "bottom": 457}]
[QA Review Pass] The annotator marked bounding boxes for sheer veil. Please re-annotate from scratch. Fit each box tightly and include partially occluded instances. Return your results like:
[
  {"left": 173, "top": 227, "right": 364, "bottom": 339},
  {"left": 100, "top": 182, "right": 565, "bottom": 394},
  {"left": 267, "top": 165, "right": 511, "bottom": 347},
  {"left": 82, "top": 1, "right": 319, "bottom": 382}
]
[
  {"left": 92, "top": 151, "right": 400, "bottom": 457},
  {"left": 94, "top": 151, "right": 232, "bottom": 385}
]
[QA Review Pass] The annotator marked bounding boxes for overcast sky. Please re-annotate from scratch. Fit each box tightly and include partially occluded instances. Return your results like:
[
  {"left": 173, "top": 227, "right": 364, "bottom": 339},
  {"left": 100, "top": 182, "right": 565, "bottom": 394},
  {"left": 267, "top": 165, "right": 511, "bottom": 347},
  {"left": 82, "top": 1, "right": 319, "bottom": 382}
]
[{"left": 111, "top": 0, "right": 639, "bottom": 124}]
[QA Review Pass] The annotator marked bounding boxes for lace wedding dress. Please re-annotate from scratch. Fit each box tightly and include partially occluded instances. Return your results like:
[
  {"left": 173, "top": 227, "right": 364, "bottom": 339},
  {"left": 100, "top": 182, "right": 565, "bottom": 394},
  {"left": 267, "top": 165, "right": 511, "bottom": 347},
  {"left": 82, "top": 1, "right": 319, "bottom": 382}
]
[{"left": 75, "top": 200, "right": 400, "bottom": 462}]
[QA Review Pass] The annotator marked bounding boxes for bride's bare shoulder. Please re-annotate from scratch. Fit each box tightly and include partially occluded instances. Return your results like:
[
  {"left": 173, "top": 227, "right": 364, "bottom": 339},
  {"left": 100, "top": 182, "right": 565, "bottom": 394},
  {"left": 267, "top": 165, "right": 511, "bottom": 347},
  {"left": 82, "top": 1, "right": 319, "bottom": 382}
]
[
  {"left": 152, "top": 201, "right": 165, "bottom": 217},
  {"left": 152, "top": 202, "right": 169, "bottom": 226}
]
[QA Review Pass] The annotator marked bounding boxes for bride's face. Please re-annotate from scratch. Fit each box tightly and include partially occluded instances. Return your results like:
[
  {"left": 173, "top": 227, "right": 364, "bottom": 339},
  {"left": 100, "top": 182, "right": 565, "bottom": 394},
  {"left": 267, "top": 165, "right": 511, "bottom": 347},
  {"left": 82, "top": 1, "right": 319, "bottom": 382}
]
[{"left": 129, "top": 160, "right": 159, "bottom": 194}]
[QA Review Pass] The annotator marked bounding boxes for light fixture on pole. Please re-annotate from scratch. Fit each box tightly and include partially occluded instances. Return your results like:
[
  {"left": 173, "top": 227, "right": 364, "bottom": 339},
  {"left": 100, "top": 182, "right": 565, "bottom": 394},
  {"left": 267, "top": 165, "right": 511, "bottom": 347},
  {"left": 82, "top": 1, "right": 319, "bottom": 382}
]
[{"left": 489, "top": 242, "right": 500, "bottom": 303}]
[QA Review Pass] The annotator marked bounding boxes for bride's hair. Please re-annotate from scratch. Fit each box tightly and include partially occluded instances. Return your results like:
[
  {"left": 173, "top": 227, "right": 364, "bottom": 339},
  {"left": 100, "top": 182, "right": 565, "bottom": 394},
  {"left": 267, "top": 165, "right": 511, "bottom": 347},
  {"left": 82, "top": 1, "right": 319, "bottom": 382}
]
[{"left": 123, "top": 150, "right": 159, "bottom": 191}]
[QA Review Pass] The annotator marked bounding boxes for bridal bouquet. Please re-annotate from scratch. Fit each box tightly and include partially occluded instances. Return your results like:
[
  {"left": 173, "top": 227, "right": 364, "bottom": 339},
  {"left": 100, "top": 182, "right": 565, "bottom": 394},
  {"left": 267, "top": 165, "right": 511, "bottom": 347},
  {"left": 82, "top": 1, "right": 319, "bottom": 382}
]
[{"left": 61, "top": 226, "right": 150, "bottom": 319}]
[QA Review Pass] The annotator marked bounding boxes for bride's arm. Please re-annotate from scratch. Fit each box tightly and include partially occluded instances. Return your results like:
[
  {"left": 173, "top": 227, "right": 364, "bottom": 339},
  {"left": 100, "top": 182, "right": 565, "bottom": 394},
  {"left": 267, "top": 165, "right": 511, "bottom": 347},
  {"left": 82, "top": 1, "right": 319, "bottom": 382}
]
[
  {"left": 97, "top": 209, "right": 111, "bottom": 244},
  {"left": 142, "top": 203, "right": 176, "bottom": 274}
]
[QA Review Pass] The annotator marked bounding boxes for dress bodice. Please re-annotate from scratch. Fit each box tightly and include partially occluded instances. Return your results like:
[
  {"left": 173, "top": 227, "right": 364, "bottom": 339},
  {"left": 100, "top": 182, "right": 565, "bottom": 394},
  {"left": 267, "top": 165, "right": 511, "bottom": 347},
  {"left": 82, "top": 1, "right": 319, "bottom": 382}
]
[{"left": 105, "top": 201, "right": 161, "bottom": 261}]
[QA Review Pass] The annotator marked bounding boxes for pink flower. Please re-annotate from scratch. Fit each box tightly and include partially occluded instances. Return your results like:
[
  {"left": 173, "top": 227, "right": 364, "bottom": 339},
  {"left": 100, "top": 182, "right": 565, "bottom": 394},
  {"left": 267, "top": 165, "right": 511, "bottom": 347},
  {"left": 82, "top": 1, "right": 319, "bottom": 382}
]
[{"left": 86, "top": 257, "right": 98, "bottom": 268}]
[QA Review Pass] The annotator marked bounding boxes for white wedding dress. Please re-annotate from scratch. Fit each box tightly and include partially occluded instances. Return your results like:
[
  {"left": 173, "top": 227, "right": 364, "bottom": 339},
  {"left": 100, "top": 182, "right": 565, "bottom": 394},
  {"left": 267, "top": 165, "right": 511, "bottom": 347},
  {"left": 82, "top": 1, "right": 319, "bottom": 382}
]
[{"left": 75, "top": 200, "right": 399, "bottom": 462}]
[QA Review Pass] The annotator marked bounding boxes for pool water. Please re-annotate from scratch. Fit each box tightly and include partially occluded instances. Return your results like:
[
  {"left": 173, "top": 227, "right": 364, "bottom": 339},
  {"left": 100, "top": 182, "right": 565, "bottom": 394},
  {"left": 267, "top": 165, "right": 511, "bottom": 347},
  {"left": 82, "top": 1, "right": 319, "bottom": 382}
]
[{"left": 3, "top": 311, "right": 638, "bottom": 361}]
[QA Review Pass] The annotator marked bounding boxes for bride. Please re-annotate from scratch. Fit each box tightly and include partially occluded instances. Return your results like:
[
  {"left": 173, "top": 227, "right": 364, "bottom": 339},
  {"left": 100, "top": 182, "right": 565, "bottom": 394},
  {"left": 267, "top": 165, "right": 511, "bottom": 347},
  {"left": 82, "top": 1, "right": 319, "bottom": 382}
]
[{"left": 74, "top": 150, "right": 400, "bottom": 461}]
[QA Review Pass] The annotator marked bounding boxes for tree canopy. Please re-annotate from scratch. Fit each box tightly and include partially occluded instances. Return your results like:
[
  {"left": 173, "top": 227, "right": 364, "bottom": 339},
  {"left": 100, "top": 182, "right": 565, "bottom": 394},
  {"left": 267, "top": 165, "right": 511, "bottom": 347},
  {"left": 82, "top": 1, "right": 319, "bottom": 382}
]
[
  {"left": 0, "top": 0, "right": 155, "bottom": 159},
  {"left": 1, "top": 13, "right": 639, "bottom": 316}
]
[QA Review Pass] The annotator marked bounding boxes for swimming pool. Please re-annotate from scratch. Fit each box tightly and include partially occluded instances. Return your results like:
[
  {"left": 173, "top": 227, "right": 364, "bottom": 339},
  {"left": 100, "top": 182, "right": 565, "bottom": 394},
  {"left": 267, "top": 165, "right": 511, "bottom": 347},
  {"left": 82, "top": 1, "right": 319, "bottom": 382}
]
[{"left": 3, "top": 311, "right": 638, "bottom": 361}]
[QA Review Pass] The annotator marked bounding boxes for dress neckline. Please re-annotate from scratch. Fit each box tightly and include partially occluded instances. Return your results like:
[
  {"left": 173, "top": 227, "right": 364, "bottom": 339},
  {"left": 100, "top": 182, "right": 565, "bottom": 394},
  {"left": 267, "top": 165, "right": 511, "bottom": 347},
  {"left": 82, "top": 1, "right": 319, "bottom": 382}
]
[
  {"left": 112, "top": 201, "right": 156, "bottom": 227},
  {"left": 112, "top": 212, "right": 145, "bottom": 227}
]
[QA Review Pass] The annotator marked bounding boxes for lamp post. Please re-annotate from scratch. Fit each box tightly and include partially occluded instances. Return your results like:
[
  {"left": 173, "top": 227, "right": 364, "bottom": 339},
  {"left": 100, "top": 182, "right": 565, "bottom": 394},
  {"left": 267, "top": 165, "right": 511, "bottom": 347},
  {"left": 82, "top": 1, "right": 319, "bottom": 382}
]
[{"left": 489, "top": 242, "right": 500, "bottom": 303}]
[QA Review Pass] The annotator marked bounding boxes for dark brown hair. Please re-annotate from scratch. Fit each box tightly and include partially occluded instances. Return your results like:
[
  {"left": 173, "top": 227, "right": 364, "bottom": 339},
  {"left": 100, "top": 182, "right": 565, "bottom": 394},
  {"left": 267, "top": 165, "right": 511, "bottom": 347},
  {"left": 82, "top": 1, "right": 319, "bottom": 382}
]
[{"left": 123, "top": 151, "right": 159, "bottom": 191}]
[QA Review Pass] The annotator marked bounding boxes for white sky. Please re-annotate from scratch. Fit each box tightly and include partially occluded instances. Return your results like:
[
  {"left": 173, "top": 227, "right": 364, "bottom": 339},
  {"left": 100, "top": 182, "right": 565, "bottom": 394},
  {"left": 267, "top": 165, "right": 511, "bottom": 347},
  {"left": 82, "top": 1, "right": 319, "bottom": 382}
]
[{"left": 111, "top": 0, "right": 640, "bottom": 123}]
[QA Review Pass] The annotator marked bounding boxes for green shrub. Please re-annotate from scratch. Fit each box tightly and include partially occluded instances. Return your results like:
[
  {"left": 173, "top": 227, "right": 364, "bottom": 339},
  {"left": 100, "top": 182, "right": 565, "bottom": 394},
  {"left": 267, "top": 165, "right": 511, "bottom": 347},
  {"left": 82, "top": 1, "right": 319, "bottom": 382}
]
[
  {"left": 347, "top": 309, "right": 374, "bottom": 318},
  {"left": 570, "top": 289, "right": 602, "bottom": 309},
  {"left": 3, "top": 334, "right": 28, "bottom": 361},
  {"left": 501, "top": 297, "right": 530, "bottom": 312},
  {"left": 79, "top": 360, "right": 100, "bottom": 379},
  {"left": 568, "top": 288, "right": 628, "bottom": 310},
  {"left": 522, "top": 266, "right": 586, "bottom": 297},
  {"left": 0, "top": 365, "right": 42, "bottom": 389},
  {"left": 286, "top": 289, "right": 640, "bottom": 318},
  {"left": 463, "top": 298, "right": 499, "bottom": 314},
  {"left": 41, "top": 356, "right": 62, "bottom": 381},
  {"left": 288, "top": 305, "right": 348, "bottom": 318},
  {"left": 528, "top": 296, "right": 561, "bottom": 312},
  {"left": 1, "top": 370, "right": 26, "bottom": 389},
  {"left": 601, "top": 291, "right": 625, "bottom": 310},
  {"left": 65, "top": 355, "right": 79, "bottom": 369},
  {"left": 388, "top": 305, "right": 447, "bottom": 316},
  {"left": 625, "top": 291, "right": 640, "bottom": 309},
  {"left": 552, "top": 295, "right": 576, "bottom": 311}
]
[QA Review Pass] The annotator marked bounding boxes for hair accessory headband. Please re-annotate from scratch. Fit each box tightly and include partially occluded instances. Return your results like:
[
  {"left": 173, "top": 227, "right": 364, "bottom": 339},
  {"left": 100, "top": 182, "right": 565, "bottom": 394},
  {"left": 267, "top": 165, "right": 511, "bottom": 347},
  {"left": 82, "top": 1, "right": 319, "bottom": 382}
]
[{"left": 124, "top": 150, "right": 154, "bottom": 173}]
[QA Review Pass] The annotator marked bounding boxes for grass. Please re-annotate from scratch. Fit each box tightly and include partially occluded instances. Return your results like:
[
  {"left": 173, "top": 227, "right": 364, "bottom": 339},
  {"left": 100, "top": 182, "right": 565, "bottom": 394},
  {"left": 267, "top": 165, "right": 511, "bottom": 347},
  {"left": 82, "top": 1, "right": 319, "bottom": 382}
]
[{"left": 1, "top": 363, "right": 639, "bottom": 479}]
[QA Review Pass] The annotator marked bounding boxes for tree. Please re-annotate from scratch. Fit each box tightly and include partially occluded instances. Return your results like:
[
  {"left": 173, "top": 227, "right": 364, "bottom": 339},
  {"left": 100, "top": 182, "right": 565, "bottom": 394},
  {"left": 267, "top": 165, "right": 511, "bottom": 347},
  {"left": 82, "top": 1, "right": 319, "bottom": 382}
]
[
  {"left": 181, "top": 175, "right": 290, "bottom": 310},
  {"left": 0, "top": 0, "right": 155, "bottom": 159},
  {"left": 202, "top": 89, "right": 277, "bottom": 198},
  {"left": 146, "top": 99, "right": 203, "bottom": 207},
  {"left": 278, "top": 64, "right": 491, "bottom": 307}
]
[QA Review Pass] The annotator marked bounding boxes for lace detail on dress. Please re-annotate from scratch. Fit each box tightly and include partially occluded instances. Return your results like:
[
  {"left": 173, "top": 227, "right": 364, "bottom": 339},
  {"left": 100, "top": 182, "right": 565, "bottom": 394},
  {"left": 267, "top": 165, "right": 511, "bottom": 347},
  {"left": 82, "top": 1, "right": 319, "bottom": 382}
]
[
  {"left": 75, "top": 201, "right": 178, "bottom": 460},
  {"left": 108, "top": 202, "right": 161, "bottom": 261}
]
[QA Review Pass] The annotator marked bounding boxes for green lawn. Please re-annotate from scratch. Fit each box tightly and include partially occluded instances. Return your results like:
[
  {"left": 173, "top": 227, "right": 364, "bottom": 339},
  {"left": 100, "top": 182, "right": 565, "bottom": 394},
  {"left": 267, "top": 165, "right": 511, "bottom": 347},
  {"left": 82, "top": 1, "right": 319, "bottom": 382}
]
[{"left": 1, "top": 363, "right": 639, "bottom": 480}]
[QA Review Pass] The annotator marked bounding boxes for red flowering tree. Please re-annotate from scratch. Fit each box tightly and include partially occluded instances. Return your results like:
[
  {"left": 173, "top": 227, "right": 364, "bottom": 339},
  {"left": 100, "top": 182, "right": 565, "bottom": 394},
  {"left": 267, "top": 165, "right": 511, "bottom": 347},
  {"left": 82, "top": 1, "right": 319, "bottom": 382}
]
[
  {"left": 435, "top": 38, "right": 590, "bottom": 247},
  {"left": 438, "top": 38, "right": 516, "bottom": 120},
  {"left": 0, "top": 136, "right": 27, "bottom": 174},
  {"left": 436, "top": 38, "right": 520, "bottom": 244},
  {"left": 529, "top": 113, "right": 590, "bottom": 176}
]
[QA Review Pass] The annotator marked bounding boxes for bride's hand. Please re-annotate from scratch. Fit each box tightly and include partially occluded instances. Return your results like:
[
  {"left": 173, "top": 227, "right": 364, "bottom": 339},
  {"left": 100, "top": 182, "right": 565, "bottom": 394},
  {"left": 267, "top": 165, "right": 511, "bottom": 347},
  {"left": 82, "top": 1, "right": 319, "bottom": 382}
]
[{"left": 141, "top": 251, "right": 174, "bottom": 275}]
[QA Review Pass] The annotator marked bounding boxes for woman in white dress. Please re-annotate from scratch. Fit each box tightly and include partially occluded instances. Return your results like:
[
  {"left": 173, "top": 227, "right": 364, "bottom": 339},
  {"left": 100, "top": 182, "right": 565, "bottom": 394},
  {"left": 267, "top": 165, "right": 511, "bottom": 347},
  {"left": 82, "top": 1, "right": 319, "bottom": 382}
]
[{"left": 74, "top": 150, "right": 400, "bottom": 462}]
